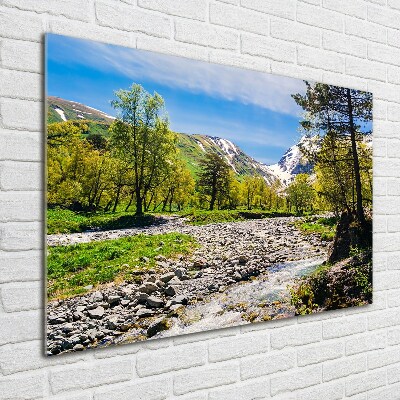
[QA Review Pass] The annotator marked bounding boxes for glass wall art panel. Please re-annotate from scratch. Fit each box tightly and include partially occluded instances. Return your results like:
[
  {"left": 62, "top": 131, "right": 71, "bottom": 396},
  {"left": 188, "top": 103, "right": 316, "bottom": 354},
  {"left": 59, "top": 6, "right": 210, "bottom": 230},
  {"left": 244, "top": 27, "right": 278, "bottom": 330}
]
[{"left": 46, "top": 34, "right": 373, "bottom": 355}]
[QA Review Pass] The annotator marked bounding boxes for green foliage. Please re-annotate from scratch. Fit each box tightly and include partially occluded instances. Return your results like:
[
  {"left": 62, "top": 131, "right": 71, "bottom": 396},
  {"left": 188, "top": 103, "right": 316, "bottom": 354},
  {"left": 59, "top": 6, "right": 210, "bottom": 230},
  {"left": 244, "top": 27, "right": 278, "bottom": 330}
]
[
  {"left": 286, "top": 173, "right": 315, "bottom": 214},
  {"left": 110, "top": 83, "right": 178, "bottom": 215},
  {"left": 197, "top": 151, "right": 231, "bottom": 210},
  {"left": 47, "top": 209, "right": 158, "bottom": 234},
  {"left": 290, "top": 251, "right": 372, "bottom": 314},
  {"left": 47, "top": 232, "right": 197, "bottom": 299},
  {"left": 296, "top": 216, "right": 338, "bottom": 241}
]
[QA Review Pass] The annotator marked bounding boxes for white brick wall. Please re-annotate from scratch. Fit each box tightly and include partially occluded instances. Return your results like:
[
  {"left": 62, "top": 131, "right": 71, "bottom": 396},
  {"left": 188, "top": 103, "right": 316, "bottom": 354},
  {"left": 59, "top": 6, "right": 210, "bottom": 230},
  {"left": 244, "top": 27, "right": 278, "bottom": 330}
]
[{"left": 0, "top": 0, "right": 399, "bottom": 399}]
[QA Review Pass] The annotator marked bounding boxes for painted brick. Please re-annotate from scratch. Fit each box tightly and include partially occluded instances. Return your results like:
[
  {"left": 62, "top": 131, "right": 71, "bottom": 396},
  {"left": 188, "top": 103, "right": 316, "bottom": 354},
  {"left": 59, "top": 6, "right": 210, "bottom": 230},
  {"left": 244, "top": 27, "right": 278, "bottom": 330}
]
[
  {"left": 271, "top": 323, "right": 322, "bottom": 349},
  {"left": 96, "top": 1, "right": 171, "bottom": 38},
  {"left": 388, "top": 29, "right": 400, "bottom": 50},
  {"left": 241, "top": 0, "right": 296, "bottom": 20},
  {"left": 240, "top": 350, "right": 296, "bottom": 379},
  {"left": 298, "top": 46, "right": 345, "bottom": 72},
  {"left": 297, "top": 3, "right": 343, "bottom": 32},
  {"left": 0, "top": 221, "right": 43, "bottom": 251},
  {"left": 48, "top": 19, "right": 135, "bottom": 48},
  {"left": 1, "top": 39, "right": 42, "bottom": 73},
  {"left": 0, "top": 340, "right": 85, "bottom": 375},
  {"left": 323, "top": 315, "right": 367, "bottom": 339},
  {"left": 0, "top": 8, "right": 44, "bottom": 41},
  {"left": 323, "top": 354, "right": 366, "bottom": 382},
  {"left": 345, "top": 330, "right": 386, "bottom": 356},
  {"left": 295, "top": 380, "right": 344, "bottom": 400},
  {"left": 345, "top": 57, "right": 386, "bottom": 82},
  {"left": 138, "top": 0, "right": 207, "bottom": 21},
  {"left": 345, "top": 17, "right": 386, "bottom": 44},
  {"left": 323, "top": 31, "right": 367, "bottom": 58},
  {"left": 175, "top": 19, "right": 238, "bottom": 50},
  {"left": 368, "top": 4, "right": 400, "bottom": 30},
  {"left": 0, "top": 310, "right": 41, "bottom": 345},
  {"left": 1, "top": 281, "right": 42, "bottom": 312},
  {"left": 0, "top": 131, "right": 41, "bottom": 161},
  {"left": 270, "top": 365, "right": 322, "bottom": 396},
  {"left": 137, "top": 35, "right": 209, "bottom": 61},
  {"left": 323, "top": 0, "right": 367, "bottom": 19},
  {"left": 0, "top": 191, "right": 41, "bottom": 222},
  {"left": 0, "top": 250, "right": 41, "bottom": 283},
  {"left": 388, "top": 363, "right": 400, "bottom": 384},
  {"left": 173, "top": 362, "right": 239, "bottom": 395},
  {"left": 136, "top": 343, "right": 206, "bottom": 377},
  {"left": 271, "top": 19, "right": 321, "bottom": 47},
  {"left": 0, "top": 371, "right": 46, "bottom": 399},
  {"left": 1, "top": 0, "right": 91, "bottom": 21},
  {"left": 368, "top": 346, "right": 400, "bottom": 370},
  {"left": 388, "top": 66, "right": 400, "bottom": 86},
  {"left": 369, "top": 308, "right": 400, "bottom": 330},
  {"left": 345, "top": 369, "right": 387, "bottom": 396},
  {"left": 210, "top": 2, "right": 269, "bottom": 36},
  {"left": 0, "top": 161, "right": 42, "bottom": 191},
  {"left": 208, "top": 378, "right": 269, "bottom": 400},
  {"left": 388, "top": 327, "right": 400, "bottom": 346},
  {"left": 368, "top": 382, "right": 400, "bottom": 400},
  {"left": 369, "top": 43, "right": 400, "bottom": 67},
  {"left": 50, "top": 359, "right": 133, "bottom": 394},
  {"left": 208, "top": 332, "right": 269, "bottom": 362},
  {"left": 1, "top": 98, "right": 43, "bottom": 131},
  {"left": 241, "top": 34, "right": 296, "bottom": 63},
  {"left": 94, "top": 377, "right": 170, "bottom": 400},
  {"left": 297, "top": 340, "right": 344, "bottom": 366}
]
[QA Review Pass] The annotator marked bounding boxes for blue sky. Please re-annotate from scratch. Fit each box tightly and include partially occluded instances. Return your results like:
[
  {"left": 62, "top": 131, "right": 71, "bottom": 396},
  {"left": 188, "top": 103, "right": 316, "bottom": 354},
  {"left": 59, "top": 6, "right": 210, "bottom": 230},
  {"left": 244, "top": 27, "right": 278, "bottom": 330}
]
[{"left": 46, "top": 34, "right": 307, "bottom": 164}]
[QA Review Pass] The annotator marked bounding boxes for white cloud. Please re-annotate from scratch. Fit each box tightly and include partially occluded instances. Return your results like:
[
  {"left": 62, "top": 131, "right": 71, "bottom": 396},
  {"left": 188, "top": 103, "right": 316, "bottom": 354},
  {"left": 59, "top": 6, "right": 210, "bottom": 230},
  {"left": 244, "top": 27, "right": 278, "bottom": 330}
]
[{"left": 51, "top": 36, "right": 306, "bottom": 117}]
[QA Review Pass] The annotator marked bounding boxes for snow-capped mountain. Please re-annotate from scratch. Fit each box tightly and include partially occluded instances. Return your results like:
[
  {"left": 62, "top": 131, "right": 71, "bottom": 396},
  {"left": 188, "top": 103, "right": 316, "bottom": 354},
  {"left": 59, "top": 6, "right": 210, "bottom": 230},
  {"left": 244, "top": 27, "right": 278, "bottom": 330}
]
[{"left": 267, "top": 135, "right": 321, "bottom": 186}]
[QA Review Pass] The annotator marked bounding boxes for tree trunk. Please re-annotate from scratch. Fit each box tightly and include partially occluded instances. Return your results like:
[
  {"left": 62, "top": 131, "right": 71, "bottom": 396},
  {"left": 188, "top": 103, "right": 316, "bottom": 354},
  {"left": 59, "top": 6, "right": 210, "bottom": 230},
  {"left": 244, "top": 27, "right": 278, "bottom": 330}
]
[
  {"left": 112, "top": 186, "right": 121, "bottom": 213},
  {"left": 346, "top": 88, "right": 365, "bottom": 226},
  {"left": 135, "top": 188, "right": 143, "bottom": 215}
]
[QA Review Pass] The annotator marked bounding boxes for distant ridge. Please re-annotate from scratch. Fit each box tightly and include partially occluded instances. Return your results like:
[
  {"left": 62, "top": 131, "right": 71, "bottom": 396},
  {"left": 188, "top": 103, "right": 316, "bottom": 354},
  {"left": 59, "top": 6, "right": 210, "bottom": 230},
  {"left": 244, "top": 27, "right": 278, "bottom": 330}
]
[{"left": 47, "top": 96, "right": 319, "bottom": 185}]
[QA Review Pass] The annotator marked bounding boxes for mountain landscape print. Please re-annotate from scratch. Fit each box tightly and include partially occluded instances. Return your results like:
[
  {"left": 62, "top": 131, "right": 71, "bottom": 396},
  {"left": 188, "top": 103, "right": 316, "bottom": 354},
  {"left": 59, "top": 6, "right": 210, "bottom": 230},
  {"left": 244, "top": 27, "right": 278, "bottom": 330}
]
[{"left": 46, "top": 34, "right": 373, "bottom": 355}]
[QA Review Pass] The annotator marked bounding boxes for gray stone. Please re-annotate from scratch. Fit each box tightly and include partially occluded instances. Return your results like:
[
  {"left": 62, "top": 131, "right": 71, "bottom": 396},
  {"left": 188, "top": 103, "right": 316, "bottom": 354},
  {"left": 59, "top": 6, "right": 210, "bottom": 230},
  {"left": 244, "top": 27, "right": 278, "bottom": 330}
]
[
  {"left": 73, "top": 344, "right": 85, "bottom": 351},
  {"left": 170, "top": 295, "right": 188, "bottom": 305},
  {"left": 136, "top": 308, "right": 155, "bottom": 318},
  {"left": 139, "top": 282, "right": 159, "bottom": 294},
  {"left": 147, "top": 296, "right": 164, "bottom": 308},
  {"left": 107, "top": 295, "right": 121, "bottom": 306},
  {"left": 160, "top": 272, "right": 175, "bottom": 283},
  {"left": 87, "top": 306, "right": 105, "bottom": 319},
  {"left": 164, "top": 285, "right": 176, "bottom": 297},
  {"left": 90, "top": 291, "right": 103, "bottom": 302},
  {"left": 147, "top": 317, "right": 169, "bottom": 337}
]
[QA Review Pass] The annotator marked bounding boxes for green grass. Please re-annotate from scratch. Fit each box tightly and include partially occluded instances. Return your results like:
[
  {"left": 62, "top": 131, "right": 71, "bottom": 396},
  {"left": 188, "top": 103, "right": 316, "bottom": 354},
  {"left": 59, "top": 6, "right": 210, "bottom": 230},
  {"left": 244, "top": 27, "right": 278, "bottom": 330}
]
[
  {"left": 296, "top": 216, "right": 338, "bottom": 241},
  {"left": 47, "top": 209, "right": 158, "bottom": 234},
  {"left": 47, "top": 232, "right": 197, "bottom": 299},
  {"left": 181, "top": 208, "right": 296, "bottom": 226}
]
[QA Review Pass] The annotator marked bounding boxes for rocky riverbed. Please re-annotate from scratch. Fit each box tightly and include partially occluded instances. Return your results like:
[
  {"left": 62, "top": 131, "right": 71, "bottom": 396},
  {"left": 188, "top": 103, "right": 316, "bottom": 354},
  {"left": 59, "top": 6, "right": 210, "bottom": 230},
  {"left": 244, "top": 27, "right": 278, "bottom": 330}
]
[{"left": 46, "top": 216, "right": 330, "bottom": 355}]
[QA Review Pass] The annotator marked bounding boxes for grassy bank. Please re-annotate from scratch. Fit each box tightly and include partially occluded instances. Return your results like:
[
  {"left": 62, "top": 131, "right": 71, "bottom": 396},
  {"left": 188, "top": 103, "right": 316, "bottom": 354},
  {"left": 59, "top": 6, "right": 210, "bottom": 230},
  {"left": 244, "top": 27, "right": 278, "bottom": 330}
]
[
  {"left": 181, "top": 209, "right": 297, "bottom": 226},
  {"left": 47, "top": 232, "right": 197, "bottom": 299},
  {"left": 47, "top": 209, "right": 158, "bottom": 234},
  {"left": 290, "top": 250, "right": 372, "bottom": 315},
  {"left": 295, "top": 216, "right": 338, "bottom": 241}
]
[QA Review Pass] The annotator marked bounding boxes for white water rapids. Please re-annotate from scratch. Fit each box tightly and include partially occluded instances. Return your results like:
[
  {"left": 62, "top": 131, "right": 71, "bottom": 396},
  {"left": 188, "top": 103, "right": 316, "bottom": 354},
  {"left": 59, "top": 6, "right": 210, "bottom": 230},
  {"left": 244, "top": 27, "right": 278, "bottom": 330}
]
[{"left": 157, "top": 257, "right": 326, "bottom": 338}]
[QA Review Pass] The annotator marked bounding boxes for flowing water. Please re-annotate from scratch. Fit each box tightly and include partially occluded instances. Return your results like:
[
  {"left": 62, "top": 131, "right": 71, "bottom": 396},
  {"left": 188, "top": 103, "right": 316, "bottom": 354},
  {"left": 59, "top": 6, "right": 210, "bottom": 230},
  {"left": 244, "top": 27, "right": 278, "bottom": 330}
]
[{"left": 157, "top": 257, "right": 326, "bottom": 338}]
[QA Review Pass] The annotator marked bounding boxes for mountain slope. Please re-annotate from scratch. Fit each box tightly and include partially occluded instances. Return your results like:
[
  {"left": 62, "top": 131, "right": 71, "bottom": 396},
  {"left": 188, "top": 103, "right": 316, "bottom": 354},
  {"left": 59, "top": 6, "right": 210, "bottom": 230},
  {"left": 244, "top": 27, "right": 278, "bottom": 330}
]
[
  {"left": 46, "top": 97, "right": 318, "bottom": 185},
  {"left": 267, "top": 135, "right": 321, "bottom": 185},
  {"left": 177, "top": 133, "right": 277, "bottom": 183},
  {"left": 47, "top": 97, "right": 115, "bottom": 136}
]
